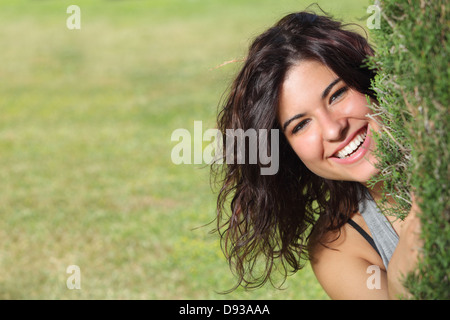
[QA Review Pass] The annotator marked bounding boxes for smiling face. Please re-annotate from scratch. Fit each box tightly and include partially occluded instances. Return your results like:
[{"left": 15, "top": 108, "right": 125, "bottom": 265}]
[{"left": 278, "top": 60, "right": 380, "bottom": 184}]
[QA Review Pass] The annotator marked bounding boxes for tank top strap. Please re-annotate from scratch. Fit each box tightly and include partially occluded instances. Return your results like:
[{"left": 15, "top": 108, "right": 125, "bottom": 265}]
[{"left": 358, "top": 194, "right": 399, "bottom": 269}]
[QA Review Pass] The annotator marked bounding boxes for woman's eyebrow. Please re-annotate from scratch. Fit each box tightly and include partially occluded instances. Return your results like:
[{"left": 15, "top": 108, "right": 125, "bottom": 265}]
[
  {"left": 282, "top": 78, "right": 342, "bottom": 132},
  {"left": 282, "top": 113, "right": 306, "bottom": 132},
  {"left": 322, "top": 78, "right": 342, "bottom": 99}
]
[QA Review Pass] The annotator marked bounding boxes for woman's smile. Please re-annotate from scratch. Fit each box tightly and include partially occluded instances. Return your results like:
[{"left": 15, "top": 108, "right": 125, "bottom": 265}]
[{"left": 329, "top": 124, "right": 370, "bottom": 162}]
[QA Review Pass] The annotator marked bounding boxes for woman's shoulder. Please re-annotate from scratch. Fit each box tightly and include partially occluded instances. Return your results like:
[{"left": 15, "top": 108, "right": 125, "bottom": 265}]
[
  {"left": 308, "top": 214, "right": 387, "bottom": 299},
  {"left": 309, "top": 218, "right": 361, "bottom": 266},
  {"left": 310, "top": 214, "right": 382, "bottom": 264}
]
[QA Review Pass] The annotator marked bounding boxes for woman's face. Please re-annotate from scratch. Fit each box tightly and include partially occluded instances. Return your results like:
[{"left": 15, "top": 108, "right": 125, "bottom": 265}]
[{"left": 278, "top": 60, "right": 380, "bottom": 183}]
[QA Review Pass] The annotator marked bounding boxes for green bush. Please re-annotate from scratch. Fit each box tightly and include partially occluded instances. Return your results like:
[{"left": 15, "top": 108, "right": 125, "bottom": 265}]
[{"left": 367, "top": 0, "right": 449, "bottom": 299}]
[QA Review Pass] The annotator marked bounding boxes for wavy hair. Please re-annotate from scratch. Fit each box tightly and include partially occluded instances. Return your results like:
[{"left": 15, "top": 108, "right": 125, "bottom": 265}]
[{"left": 212, "top": 10, "right": 377, "bottom": 290}]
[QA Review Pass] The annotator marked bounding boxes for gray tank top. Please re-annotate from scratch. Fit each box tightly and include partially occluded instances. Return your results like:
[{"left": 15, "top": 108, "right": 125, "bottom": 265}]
[{"left": 358, "top": 195, "right": 399, "bottom": 269}]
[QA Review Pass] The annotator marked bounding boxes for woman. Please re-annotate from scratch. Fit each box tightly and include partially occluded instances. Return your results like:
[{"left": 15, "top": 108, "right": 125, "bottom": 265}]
[{"left": 213, "top": 10, "right": 422, "bottom": 299}]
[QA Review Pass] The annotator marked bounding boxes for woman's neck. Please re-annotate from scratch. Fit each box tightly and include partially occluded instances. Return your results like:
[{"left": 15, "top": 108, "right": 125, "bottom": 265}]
[
  {"left": 366, "top": 181, "right": 383, "bottom": 201},
  {"left": 363, "top": 180, "right": 396, "bottom": 206}
]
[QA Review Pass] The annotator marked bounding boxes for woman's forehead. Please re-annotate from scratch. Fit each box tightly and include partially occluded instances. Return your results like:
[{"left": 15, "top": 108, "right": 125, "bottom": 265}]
[{"left": 279, "top": 61, "right": 338, "bottom": 112}]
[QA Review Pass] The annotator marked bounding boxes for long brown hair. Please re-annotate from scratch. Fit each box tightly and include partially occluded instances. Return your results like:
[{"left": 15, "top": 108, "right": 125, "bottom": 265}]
[{"left": 212, "top": 10, "right": 376, "bottom": 290}]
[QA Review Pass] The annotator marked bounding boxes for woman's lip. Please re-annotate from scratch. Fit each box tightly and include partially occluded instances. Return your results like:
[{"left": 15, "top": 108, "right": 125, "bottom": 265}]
[
  {"left": 331, "top": 125, "right": 368, "bottom": 158},
  {"left": 330, "top": 125, "right": 371, "bottom": 164}
]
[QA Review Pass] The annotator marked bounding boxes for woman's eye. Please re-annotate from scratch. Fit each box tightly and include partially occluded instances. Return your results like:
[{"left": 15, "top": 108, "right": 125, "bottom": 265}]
[
  {"left": 329, "top": 86, "right": 348, "bottom": 104},
  {"left": 292, "top": 119, "right": 311, "bottom": 134}
]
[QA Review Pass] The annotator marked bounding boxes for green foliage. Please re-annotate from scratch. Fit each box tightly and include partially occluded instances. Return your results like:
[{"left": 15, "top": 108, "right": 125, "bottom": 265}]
[{"left": 367, "top": 0, "right": 449, "bottom": 299}]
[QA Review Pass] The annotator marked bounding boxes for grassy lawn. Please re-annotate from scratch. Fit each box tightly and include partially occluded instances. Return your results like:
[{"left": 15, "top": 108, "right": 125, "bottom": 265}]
[{"left": 0, "top": 0, "right": 370, "bottom": 299}]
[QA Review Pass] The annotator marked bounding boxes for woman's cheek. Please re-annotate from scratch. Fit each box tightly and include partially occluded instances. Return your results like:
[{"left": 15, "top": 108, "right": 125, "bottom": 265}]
[
  {"left": 337, "top": 89, "right": 372, "bottom": 119},
  {"left": 291, "top": 133, "right": 322, "bottom": 164}
]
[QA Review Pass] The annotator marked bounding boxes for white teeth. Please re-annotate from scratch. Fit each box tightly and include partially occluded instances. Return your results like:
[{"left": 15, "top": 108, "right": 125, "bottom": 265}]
[{"left": 337, "top": 132, "right": 366, "bottom": 159}]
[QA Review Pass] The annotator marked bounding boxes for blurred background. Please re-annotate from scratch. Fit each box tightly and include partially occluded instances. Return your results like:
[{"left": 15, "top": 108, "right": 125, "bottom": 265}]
[{"left": 0, "top": 0, "right": 372, "bottom": 299}]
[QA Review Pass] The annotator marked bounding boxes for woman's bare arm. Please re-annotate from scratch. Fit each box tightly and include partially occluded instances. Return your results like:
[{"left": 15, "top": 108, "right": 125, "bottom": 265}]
[
  {"left": 311, "top": 199, "right": 423, "bottom": 300},
  {"left": 387, "top": 197, "right": 423, "bottom": 299}
]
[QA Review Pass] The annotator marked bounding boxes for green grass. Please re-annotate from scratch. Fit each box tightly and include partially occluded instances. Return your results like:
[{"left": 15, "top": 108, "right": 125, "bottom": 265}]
[{"left": 0, "top": 0, "right": 369, "bottom": 299}]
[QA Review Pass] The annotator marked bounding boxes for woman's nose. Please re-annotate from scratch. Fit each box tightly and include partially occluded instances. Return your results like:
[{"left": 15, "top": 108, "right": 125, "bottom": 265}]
[{"left": 320, "top": 112, "right": 348, "bottom": 142}]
